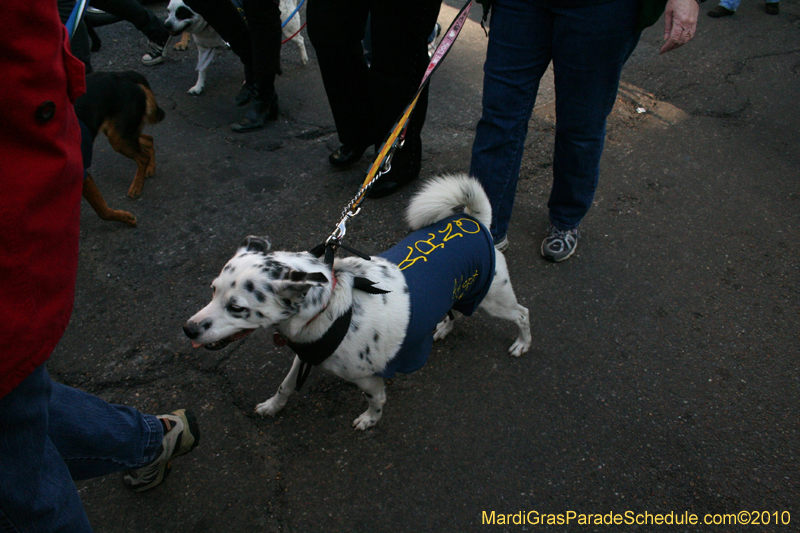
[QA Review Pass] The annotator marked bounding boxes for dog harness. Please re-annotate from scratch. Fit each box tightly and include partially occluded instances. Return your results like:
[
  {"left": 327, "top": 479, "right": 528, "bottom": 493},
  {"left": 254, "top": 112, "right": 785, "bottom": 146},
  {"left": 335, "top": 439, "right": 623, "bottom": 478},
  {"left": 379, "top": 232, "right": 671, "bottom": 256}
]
[{"left": 377, "top": 214, "right": 495, "bottom": 378}]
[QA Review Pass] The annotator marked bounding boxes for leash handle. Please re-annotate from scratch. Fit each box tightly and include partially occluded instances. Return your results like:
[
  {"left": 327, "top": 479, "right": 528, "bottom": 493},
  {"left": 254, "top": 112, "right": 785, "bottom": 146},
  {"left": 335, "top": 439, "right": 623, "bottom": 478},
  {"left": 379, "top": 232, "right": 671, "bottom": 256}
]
[{"left": 326, "top": 0, "right": 474, "bottom": 245}]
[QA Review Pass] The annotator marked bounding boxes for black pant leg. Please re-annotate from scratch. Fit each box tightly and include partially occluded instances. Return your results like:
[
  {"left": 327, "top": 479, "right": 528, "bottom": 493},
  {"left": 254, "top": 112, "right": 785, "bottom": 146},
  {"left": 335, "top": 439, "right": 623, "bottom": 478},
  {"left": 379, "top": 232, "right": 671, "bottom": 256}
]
[
  {"left": 307, "top": 0, "right": 376, "bottom": 147},
  {"left": 242, "top": 0, "right": 282, "bottom": 98},
  {"left": 90, "top": 0, "right": 169, "bottom": 46},
  {"left": 368, "top": 0, "right": 442, "bottom": 145}
]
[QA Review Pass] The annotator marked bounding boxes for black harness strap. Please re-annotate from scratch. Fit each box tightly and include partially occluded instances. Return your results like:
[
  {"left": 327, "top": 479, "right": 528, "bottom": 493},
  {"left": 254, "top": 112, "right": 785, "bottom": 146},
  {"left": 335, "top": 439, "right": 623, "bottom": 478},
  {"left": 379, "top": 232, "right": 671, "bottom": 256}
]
[{"left": 289, "top": 306, "right": 353, "bottom": 391}]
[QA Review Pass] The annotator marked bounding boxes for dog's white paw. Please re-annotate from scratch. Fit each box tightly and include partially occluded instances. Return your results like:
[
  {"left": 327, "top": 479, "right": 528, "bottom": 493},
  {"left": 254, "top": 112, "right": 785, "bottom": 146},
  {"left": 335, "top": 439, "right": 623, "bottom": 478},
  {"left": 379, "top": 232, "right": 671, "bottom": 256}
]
[
  {"left": 255, "top": 398, "right": 283, "bottom": 417},
  {"left": 433, "top": 316, "right": 454, "bottom": 341},
  {"left": 352, "top": 411, "right": 379, "bottom": 431},
  {"left": 508, "top": 338, "right": 531, "bottom": 357},
  {"left": 188, "top": 85, "right": 203, "bottom": 95}
]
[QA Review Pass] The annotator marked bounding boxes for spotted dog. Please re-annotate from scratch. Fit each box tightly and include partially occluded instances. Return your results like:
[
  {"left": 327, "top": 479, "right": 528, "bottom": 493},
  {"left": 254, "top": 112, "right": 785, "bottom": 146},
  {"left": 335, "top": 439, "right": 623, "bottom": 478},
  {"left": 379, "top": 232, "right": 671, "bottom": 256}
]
[
  {"left": 164, "top": 0, "right": 309, "bottom": 96},
  {"left": 184, "top": 175, "right": 532, "bottom": 429}
]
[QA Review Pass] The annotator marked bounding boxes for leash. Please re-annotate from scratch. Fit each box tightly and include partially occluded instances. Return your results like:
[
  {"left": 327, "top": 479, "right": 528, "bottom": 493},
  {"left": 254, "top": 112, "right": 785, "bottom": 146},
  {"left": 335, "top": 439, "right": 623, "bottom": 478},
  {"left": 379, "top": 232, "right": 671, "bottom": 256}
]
[
  {"left": 281, "top": 22, "right": 307, "bottom": 44},
  {"left": 325, "top": 0, "right": 474, "bottom": 251},
  {"left": 281, "top": 0, "right": 306, "bottom": 28},
  {"left": 65, "top": 0, "right": 89, "bottom": 40}
]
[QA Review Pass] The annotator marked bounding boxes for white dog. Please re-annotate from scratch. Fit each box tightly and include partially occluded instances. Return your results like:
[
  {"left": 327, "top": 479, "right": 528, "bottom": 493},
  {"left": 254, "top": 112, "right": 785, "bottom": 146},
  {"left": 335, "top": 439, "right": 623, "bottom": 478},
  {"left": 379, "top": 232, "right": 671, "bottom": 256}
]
[
  {"left": 183, "top": 175, "right": 532, "bottom": 430},
  {"left": 164, "top": 0, "right": 309, "bottom": 95}
]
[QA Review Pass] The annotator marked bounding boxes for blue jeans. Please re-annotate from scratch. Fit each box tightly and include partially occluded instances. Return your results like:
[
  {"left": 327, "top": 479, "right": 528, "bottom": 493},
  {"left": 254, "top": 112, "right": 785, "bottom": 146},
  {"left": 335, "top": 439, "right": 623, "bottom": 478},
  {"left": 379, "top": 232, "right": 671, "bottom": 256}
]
[
  {"left": 470, "top": 0, "right": 641, "bottom": 240},
  {"left": 720, "top": 0, "right": 778, "bottom": 10},
  {"left": 0, "top": 366, "right": 162, "bottom": 533}
]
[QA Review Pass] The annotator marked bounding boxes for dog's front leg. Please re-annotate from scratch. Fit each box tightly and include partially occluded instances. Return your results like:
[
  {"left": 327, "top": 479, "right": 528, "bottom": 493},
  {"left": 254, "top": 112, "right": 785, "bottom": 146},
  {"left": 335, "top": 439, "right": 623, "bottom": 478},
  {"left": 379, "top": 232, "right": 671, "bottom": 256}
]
[
  {"left": 189, "top": 46, "right": 216, "bottom": 95},
  {"left": 174, "top": 31, "right": 191, "bottom": 51},
  {"left": 189, "top": 68, "right": 206, "bottom": 95},
  {"left": 83, "top": 173, "right": 137, "bottom": 226},
  {"left": 352, "top": 376, "right": 386, "bottom": 430},
  {"left": 255, "top": 355, "right": 302, "bottom": 417}
]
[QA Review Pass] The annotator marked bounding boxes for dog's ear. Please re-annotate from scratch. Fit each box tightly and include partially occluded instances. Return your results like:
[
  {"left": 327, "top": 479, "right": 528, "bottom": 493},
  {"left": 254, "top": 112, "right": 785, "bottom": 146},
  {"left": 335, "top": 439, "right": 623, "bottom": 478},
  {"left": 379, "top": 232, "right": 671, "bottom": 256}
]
[
  {"left": 274, "top": 270, "right": 329, "bottom": 301},
  {"left": 239, "top": 235, "right": 271, "bottom": 254}
]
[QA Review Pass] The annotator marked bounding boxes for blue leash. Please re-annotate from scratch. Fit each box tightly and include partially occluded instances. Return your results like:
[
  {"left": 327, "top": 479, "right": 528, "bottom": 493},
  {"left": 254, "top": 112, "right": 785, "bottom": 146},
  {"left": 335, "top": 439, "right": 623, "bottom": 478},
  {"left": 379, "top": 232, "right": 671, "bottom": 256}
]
[
  {"left": 65, "top": 0, "right": 89, "bottom": 40},
  {"left": 281, "top": 0, "right": 305, "bottom": 28}
]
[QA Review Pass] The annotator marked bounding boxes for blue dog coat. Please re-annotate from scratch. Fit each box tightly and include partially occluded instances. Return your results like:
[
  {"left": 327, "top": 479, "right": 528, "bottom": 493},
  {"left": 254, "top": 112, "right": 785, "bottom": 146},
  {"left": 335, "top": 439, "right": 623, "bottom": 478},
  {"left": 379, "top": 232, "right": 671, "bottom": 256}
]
[{"left": 378, "top": 214, "right": 496, "bottom": 378}]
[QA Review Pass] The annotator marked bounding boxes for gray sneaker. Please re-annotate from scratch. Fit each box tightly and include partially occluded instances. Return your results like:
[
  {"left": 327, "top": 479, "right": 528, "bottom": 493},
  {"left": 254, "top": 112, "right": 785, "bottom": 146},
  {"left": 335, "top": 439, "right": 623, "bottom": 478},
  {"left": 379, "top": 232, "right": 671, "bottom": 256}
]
[
  {"left": 142, "top": 41, "right": 165, "bottom": 66},
  {"left": 123, "top": 409, "right": 200, "bottom": 492},
  {"left": 541, "top": 224, "right": 579, "bottom": 262}
]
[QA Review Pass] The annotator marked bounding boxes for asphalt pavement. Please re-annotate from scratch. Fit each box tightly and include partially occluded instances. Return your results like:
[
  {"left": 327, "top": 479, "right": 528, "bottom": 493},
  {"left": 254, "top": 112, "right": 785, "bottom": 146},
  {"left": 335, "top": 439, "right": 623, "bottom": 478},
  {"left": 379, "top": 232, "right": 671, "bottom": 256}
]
[{"left": 50, "top": 1, "right": 799, "bottom": 531}]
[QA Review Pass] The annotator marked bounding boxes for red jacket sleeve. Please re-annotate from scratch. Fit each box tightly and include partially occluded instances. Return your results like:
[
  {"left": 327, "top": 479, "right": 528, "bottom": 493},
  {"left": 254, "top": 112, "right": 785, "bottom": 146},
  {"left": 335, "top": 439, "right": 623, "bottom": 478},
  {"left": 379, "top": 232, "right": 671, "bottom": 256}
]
[{"left": 0, "top": 0, "right": 87, "bottom": 398}]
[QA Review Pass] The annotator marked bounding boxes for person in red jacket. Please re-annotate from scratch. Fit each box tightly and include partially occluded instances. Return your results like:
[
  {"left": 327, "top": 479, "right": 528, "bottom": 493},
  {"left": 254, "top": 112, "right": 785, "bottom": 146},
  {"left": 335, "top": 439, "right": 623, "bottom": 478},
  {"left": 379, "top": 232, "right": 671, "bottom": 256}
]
[{"left": 0, "top": 2, "right": 198, "bottom": 530}]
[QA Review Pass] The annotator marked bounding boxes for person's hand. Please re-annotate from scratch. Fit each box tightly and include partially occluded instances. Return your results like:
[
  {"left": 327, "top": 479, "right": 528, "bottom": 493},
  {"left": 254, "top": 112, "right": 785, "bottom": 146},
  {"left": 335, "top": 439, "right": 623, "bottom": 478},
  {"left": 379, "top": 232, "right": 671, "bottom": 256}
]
[{"left": 660, "top": 0, "right": 700, "bottom": 54}]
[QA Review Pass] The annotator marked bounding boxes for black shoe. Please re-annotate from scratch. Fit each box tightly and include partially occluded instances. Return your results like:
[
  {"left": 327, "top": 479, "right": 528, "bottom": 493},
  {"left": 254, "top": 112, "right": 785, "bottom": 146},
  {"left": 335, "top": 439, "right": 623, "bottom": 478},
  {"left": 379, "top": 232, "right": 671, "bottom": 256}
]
[
  {"left": 765, "top": 2, "right": 779, "bottom": 14},
  {"left": 366, "top": 136, "right": 421, "bottom": 199},
  {"left": 707, "top": 5, "right": 735, "bottom": 17},
  {"left": 329, "top": 144, "right": 370, "bottom": 168},
  {"left": 231, "top": 93, "right": 278, "bottom": 133},
  {"left": 234, "top": 82, "right": 256, "bottom": 107}
]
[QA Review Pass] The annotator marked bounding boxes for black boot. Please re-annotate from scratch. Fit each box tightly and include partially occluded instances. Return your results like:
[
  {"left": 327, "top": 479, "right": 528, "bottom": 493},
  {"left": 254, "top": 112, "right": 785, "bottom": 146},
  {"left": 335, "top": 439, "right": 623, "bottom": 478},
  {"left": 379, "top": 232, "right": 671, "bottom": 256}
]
[
  {"left": 234, "top": 82, "right": 257, "bottom": 107},
  {"left": 231, "top": 91, "right": 278, "bottom": 133}
]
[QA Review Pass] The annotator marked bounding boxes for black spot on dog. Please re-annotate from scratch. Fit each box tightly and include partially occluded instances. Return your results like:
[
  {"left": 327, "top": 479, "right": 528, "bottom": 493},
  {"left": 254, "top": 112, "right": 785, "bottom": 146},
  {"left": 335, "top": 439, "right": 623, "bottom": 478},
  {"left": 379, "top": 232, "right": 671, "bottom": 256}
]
[
  {"left": 374, "top": 332, "right": 380, "bottom": 342},
  {"left": 175, "top": 5, "right": 195, "bottom": 20},
  {"left": 375, "top": 408, "right": 382, "bottom": 414},
  {"left": 403, "top": 286, "right": 410, "bottom": 294},
  {"left": 230, "top": 281, "right": 236, "bottom": 288},
  {"left": 244, "top": 280, "right": 255, "bottom": 292},
  {"left": 254, "top": 290, "right": 265, "bottom": 303},
  {"left": 359, "top": 352, "right": 364, "bottom": 360},
  {"left": 256, "top": 311, "right": 264, "bottom": 318},
  {"left": 364, "top": 392, "right": 373, "bottom": 399},
  {"left": 365, "top": 346, "right": 370, "bottom": 356},
  {"left": 382, "top": 294, "right": 388, "bottom": 305}
]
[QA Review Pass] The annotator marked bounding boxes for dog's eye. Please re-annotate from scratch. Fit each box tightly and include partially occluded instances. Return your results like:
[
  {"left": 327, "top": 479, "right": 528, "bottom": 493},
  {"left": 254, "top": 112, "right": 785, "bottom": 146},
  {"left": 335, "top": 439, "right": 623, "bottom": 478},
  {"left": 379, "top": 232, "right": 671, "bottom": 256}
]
[{"left": 227, "top": 303, "right": 245, "bottom": 314}]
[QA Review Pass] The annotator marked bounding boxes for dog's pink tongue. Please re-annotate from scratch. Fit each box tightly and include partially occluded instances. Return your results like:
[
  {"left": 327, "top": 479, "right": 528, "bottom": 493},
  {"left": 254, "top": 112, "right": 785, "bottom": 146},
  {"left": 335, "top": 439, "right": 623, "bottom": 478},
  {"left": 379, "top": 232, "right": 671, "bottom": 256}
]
[{"left": 191, "top": 341, "right": 204, "bottom": 349}]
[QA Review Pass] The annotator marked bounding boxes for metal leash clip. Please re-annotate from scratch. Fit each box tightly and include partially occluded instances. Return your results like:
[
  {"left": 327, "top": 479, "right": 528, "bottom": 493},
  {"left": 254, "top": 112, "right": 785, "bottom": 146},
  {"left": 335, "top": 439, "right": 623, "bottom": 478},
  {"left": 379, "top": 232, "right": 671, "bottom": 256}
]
[{"left": 327, "top": 207, "right": 362, "bottom": 245}]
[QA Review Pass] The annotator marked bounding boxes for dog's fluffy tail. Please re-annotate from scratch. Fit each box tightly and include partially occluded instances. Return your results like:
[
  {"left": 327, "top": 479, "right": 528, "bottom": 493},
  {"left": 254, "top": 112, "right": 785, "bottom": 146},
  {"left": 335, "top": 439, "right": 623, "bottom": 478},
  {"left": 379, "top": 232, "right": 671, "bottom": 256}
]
[{"left": 405, "top": 173, "right": 492, "bottom": 230}]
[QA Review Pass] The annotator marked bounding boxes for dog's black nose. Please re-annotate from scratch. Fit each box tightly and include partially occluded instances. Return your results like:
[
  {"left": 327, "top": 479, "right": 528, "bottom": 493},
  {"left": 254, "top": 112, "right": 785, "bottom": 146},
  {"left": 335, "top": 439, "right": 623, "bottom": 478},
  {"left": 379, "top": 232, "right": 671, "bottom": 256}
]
[{"left": 183, "top": 320, "right": 210, "bottom": 339}]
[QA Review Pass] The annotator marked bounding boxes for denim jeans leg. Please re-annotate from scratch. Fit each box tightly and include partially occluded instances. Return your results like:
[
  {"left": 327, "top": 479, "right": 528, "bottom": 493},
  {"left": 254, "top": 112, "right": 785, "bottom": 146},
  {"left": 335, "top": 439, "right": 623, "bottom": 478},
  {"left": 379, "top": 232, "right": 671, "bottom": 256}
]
[
  {"left": 470, "top": 0, "right": 553, "bottom": 242},
  {"left": 48, "top": 380, "right": 163, "bottom": 481},
  {"left": 0, "top": 366, "right": 93, "bottom": 533},
  {"left": 547, "top": 0, "right": 641, "bottom": 229}
]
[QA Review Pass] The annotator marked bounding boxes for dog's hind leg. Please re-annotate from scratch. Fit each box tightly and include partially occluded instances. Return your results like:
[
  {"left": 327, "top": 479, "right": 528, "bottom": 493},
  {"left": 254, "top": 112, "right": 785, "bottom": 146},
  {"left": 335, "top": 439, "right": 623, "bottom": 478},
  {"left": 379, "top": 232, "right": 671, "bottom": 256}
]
[
  {"left": 125, "top": 133, "right": 155, "bottom": 198},
  {"left": 255, "top": 356, "right": 302, "bottom": 417},
  {"left": 479, "top": 252, "right": 532, "bottom": 357},
  {"left": 138, "top": 133, "right": 156, "bottom": 177},
  {"left": 433, "top": 311, "right": 456, "bottom": 342},
  {"left": 351, "top": 376, "right": 386, "bottom": 430},
  {"left": 82, "top": 173, "right": 137, "bottom": 226}
]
